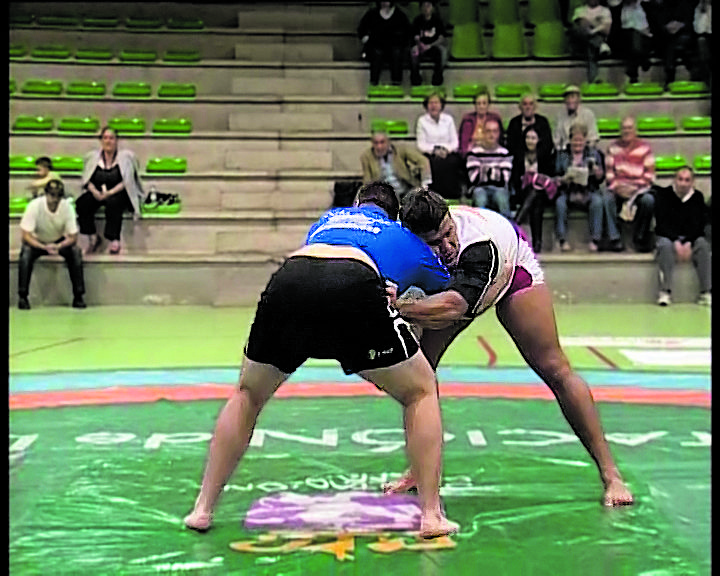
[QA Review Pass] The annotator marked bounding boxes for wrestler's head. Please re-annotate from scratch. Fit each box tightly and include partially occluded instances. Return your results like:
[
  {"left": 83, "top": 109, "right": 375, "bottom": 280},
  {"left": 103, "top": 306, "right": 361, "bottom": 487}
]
[
  {"left": 355, "top": 180, "right": 400, "bottom": 221},
  {"left": 400, "top": 187, "right": 459, "bottom": 267}
]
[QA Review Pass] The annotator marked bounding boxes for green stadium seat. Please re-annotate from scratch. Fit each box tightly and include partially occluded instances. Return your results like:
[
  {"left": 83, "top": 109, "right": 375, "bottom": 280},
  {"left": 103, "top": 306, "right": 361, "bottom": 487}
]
[
  {"left": 655, "top": 155, "right": 688, "bottom": 173},
  {"left": 453, "top": 83, "right": 489, "bottom": 100},
  {"left": 9, "top": 44, "right": 27, "bottom": 58},
  {"left": 66, "top": 80, "right": 107, "bottom": 97},
  {"left": 494, "top": 83, "right": 533, "bottom": 100},
  {"left": 10, "top": 197, "right": 31, "bottom": 216},
  {"left": 450, "top": 22, "right": 487, "bottom": 60},
  {"left": 52, "top": 156, "right": 84, "bottom": 172},
  {"left": 10, "top": 79, "right": 17, "bottom": 94},
  {"left": 449, "top": 0, "right": 479, "bottom": 25},
  {"left": 125, "top": 17, "right": 163, "bottom": 29},
  {"left": 157, "top": 83, "right": 197, "bottom": 98},
  {"left": 410, "top": 85, "right": 440, "bottom": 100},
  {"left": 370, "top": 119, "right": 409, "bottom": 135},
  {"left": 21, "top": 79, "right": 64, "bottom": 95},
  {"left": 538, "top": 82, "right": 566, "bottom": 101},
  {"left": 108, "top": 117, "right": 147, "bottom": 134},
  {"left": 667, "top": 81, "right": 709, "bottom": 96},
  {"left": 163, "top": 49, "right": 202, "bottom": 63},
  {"left": 491, "top": 23, "right": 528, "bottom": 59},
  {"left": 527, "top": 0, "right": 563, "bottom": 25},
  {"left": 119, "top": 49, "right": 158, "bottom": 63},
  {"left": 580, "top": 81, "right": 619, "bottom": 99},
  {"left": 694, "top": 155, "right": 711, "bottom": 174},
  {"left": 112, "top": 82, "right": 152, "bottom": 98},
  {"left": 681, "top": 116, "right": 711, "bottom": 133},
  {"left": 597, "top": 117, "right": 621, "bottom": 137},
  {"left": 36, "top": 15, "right": 80, "bottom": 26},
  {"left": 12, "top": 115, "right": 54, "bottom": 131},
  {"left": 58, "top": 116, "right": 101, "bottom": 133},
  {"left": 531, "top": 21, "right": 570, "bottom": 59},
  {"left": 146, "top": 158, "right": 187, "bottom": 174},
  {"left": 636, "top": 115, "right": 677, "bottom": 134},
  {"left": 167, "top": 17, "right": 204, "bottom": 30},
  {"left": 82, "top": 16, "right": 119, "bottom": 28},
  {"left": 152, "top": 118, "right": 194, "bottom": 134},
  {"left": 10, "top": 13, "right": 34, "bottom": 25},
  {"left": 624, "top": 81, "right": 664, "bottom": 97},
  {"left": 75, "top": 47, "right": 114, "bottom": 61},
  {"left": 367, "top": 85, "right": 405, "bottom": 100},
  {"left": 9, "top": 155, "right": 37, "bottom": 172},
  {"left": 31, "top": 45, "right": 72, "bottom": 59},
  {"left": 489, "top": 0, "right": 522, "bottom": 26}
]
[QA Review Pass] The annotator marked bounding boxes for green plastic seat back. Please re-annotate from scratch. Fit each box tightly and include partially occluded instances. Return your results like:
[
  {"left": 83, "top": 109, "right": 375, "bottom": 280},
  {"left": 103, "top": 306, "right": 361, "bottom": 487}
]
[
  {"left": 10, "top": 197, "right": 31, "bottom": 215},
  {"left": 624, "top": 81, "right": 664, "bottom": 96},
  {"left": 146, "top": 157, "right": 187, "bottom": 173},
  {"left": 580, "top": 81, "right": 619, "bottom": 99},
  {"left": 108, "top": 117, "right": 147, "bottom": 133},
  {"left": 66, "top": 81, "right": 107, "bottom": 97},
  {"left": 157, "top": 83, "right": 197, "bottom": 98},
  {"left": 10, "top": 155, "right": 38, "bottom": 172},
  {"left": 531, "top": 21, "right": 569, "bottom": 59},
  {"left": 367, "top": 84, "right": 405, "bottom": 100},
  {"left": 694, "top": 154, "right": 711, "bottom": 172},
  {"left": 125, "top": 17, "right": 163, "bottom": 29},
  {"left": 489, "top": 0, "right": 521, "bottom": 25},
  {"left": 10, "top": 13, "right": 34, "bottom": 25},
  {"left": 31, "top": 45, "right": 72, "bottom": 59},
  {"left": 58, "top": 116, "right": 101, "bottom": 133},
  {"left": 152, "top": 118, "right": 194, "bottom": 134},
  {"left": 597, "top": 117, "right": 621, "bottom": 136},
  {"left": 75, "top": 47, "right": 114, "bottom": 61},
  {"left": 681, "top": 116, "right": 711, "bottom": 132},
  {"left": 667, "top": 81, "right": 709, "bottom": 95},
  {"left": 453, "top": 83, "right": 489, "bottom": 100},
  {"left": 636, "top": 116, "right": 677, "bottom": 134},
  {"left": 163, "top": 50, "right": 201, "bottom": 63},
  {"left": 82, "top": 16, "right": 119, "bottom": 28},
  {"left": 410, "top": 85, "right": 440, "bottom": 100},
  {"left": 9, "top": 44, "right": 27, "bottom": 58},
  {"left": 449, "top": 0, "right": 479, "bottom": 25},
  {"left": 538, "top": 82, "right": 566, "bottom": 100},
  {"left": 655, "top": 155, "right": 688, "bottom": 172},
  {"left": 491, "top": 22, "right": 528, "bottom": 59},
  {"left": 495, "top": 83, "right": 533, "bottom": 100},
  {"left": 36, "top": 15, "right": 80, "bottom": 26},
  {"left": 527, "top": 0, "right": 562, "bottom": 24},
  {"left": 450, "top": 22, "right": 486, "bottom": 60},
  {"left": 52, "top": 156, "right": 84, "bottom": 172},
  {"left": 167, "top": 17, "right": 204, "bottom": 30},
  {"left": 370, "top": 119, "right": 409, "bottom": 135},
  {"left": 13, "top": 115, "right": 54, "bottom": 131},
  {"left": 21, "top": 79, "right": 63, "bottom": 95},
  {"left": 119, "top": 49, "right": 158, "bottom": 63},
  {"left": 112, "top": 82, "right": 152, "bottom": 98},
  {"left": 10, "top": 79, "right": 17, "bottom": 94}
]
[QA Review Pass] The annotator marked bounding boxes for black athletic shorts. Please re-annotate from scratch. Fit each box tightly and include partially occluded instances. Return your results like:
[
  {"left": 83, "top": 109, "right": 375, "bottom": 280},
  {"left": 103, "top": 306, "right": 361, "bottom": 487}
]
[{"left": 245, "top": 256, "right": 419, "bottom": 375}]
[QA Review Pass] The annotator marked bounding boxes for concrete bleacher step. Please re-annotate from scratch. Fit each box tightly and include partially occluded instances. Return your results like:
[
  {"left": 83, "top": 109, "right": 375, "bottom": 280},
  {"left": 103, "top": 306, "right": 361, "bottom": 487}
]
[
  {"left": 234, "top": 41, "right": 333, "bottom": 62},
  {"left": 224, "top": 149, "right": 333, "bottom": 171},
  {"left": 231, "top": 76, "right": 334, "bottom": 96},
  {"left": 235, "top": 4, "right": 369, "bottom": 33},
  {"left": 228, "top": 112, "right": 333, "bottom": 132}
]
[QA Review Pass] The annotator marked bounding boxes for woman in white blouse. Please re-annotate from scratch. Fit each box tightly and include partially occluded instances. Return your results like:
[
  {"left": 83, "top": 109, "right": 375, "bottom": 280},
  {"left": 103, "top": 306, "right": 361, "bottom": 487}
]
[{"left": 415, "top": 91, "right": 465, "bottom": 200}]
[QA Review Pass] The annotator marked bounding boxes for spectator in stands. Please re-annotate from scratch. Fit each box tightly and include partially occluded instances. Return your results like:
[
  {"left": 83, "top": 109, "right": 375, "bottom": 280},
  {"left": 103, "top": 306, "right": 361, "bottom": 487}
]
[
  {"left": 654, "top": 166, "right": 711, "bottom": 306},
  {"left": 360, "top": 130, "right": 432, "bottom": 200},
  {"left": 553, "top": 85, "right": 599, "bottom": 152},
  {"left": 410, "top": 1, "right": 448, "bottom": 87},
  {"left": 17, "top": 179, "right": 86, "bottom": 310},
  {"left": 649, "top": 0, "right": 697, "bottom": 90},
  {"left": 618, "top": 0, "right": 653, "bottom": 84},
  {"left": 416, "top": 91, "right": 465, "bottom": 200},
  {"left": 466, "top": 117, "right": 513, "bottom": 218},
  {"left": 605, "top": 116, "right": 655, "bottom": 252},
  {"left": 510, "top": 125, "right": 556, "bottom": 253},
  {"left": 358, "top": 1, "right": 411, "bottom": 86},
  {"left": 505, "top": 93, "right": 554, "bottom": 163},
  {"left": 554, "top": 122, "right": 621, "bottom": 252},
  {"left": 693, "top": 0, "right": 711, "bottom": 88},
  {"left": 570, "top": 0, "right": 613, "bottom": 84},
  {"left": 606, "top": 0, "right": 624, "bottom": 53},
  {"left": 458, "top": 87, "right": 505, "bottom": 157},
  {"left": 76, "top": 127, "right": 145, "bottom": 255},
  {"left": 28, "top": 156, "right": 62, "bottom": 198}
]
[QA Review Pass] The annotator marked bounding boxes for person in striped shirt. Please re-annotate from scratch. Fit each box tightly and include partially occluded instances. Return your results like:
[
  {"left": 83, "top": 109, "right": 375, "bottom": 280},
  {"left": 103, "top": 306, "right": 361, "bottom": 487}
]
[
  {"left": 465, "top": 117, "right": 514, "bottom": 218},
  {"left": 604, "top": 116, "right": 655, "bottom": 252}
]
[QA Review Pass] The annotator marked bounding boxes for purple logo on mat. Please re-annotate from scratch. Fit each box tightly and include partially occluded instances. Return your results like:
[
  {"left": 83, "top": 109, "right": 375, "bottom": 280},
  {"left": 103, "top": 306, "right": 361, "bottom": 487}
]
[{"left": 244, "top": 491, "right": 421, "bottom": 532}]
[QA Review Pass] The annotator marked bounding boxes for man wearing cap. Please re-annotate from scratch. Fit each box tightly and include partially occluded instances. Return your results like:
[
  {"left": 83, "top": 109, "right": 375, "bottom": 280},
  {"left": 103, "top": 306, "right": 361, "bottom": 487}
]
[
  {"left": 553, "top": 85, "right": 599, "bottom": 151},
  {"left": 17, "top": 179, "right": 86, "bottom": 310}
]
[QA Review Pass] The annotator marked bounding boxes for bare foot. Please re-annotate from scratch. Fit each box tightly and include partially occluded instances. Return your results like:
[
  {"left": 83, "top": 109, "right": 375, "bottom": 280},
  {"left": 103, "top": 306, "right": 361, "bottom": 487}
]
[
  {"left": 383, "top": 469, "right": 416, "bottom": 494},
  {"left": 184, "top": 509, "right": 213, "bottom": 532},
  {"left": 420, "top": 514, "right": 459, "bottom": 539},
  {"left": 603, "top": 477, "right": 634, "bottom": 507}
]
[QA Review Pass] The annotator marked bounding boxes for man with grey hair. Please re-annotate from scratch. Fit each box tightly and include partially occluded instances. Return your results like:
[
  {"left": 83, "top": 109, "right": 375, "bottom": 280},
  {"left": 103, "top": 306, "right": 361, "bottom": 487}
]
[
  {"left": 505, "top": 92, "right": 554, "bottom": 161},
  {"left": 553, "top": 85, "right": 599, "bottom": 151}
]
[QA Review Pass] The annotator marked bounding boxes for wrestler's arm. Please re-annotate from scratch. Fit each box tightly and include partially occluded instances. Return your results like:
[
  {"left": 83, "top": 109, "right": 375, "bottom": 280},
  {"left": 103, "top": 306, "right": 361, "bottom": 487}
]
[{"left": 396, "top": 290, "right": 468, "bottom": 329}]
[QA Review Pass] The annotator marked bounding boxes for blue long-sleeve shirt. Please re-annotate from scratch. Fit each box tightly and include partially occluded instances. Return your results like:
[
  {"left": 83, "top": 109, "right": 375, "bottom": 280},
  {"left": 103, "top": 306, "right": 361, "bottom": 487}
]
[{"left": 306, "top": 205, "right": 450, "bottom": 295}]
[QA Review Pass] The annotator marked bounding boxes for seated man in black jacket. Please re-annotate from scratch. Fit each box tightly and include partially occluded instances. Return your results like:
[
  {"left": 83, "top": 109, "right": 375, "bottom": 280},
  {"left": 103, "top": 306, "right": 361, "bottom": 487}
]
[{"left": 653, "top": 166, "right": 711, "bottom": 306}]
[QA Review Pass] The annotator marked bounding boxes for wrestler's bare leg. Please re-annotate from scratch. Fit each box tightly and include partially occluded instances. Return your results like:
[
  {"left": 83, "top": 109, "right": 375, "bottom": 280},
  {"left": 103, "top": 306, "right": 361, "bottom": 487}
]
[
  {"left": 362, "top": 351, "right": 458, "bottom": 538},
  {"left": 496, "top": 283, "right": 633, "bottom": 507},
  {"left": 184, "top": 357, "right": 289, "bottom": 531}
]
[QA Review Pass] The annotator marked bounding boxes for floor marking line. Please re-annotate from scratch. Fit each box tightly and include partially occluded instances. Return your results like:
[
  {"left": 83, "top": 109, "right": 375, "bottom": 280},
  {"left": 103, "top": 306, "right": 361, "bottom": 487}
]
[
  {"left": 476, "top": 337, "right": 497, "bottom": 367},
  {"left": 587, "top": 346, "right": 619, "bottom": 370},
  {"left": 9, "top": 337, "right": 85, "bottom": 358}
]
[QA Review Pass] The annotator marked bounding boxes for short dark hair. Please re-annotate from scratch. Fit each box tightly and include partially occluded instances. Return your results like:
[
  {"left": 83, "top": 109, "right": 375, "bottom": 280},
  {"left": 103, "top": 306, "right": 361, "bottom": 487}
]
[
  {"left": 423, "top": 90, "right": 446, "bottom": 110},
  {"left": 99, "top": 125, "right": 119, "bottom": 140},
  {"left": 399, "top": 187, "right": 449, "bottom": 235},
  {"left": 35, "top": 156, "right": 53, "bottom": 169},
  {"left": 355, "top": 180, "right": 400, "bottom": 221},
  {"left": 44, "top": 179, "right": 65, "bottom": 197}
]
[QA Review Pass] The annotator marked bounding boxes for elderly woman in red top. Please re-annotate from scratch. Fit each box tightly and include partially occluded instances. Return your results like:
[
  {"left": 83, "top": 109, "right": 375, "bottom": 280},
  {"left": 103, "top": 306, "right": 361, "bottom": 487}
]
[
  {"left": 604, "top": 116, "right": 655, "bottom": 252},
  {"left": 458, "top": 87, "right": 505, "bottom": 157}
]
